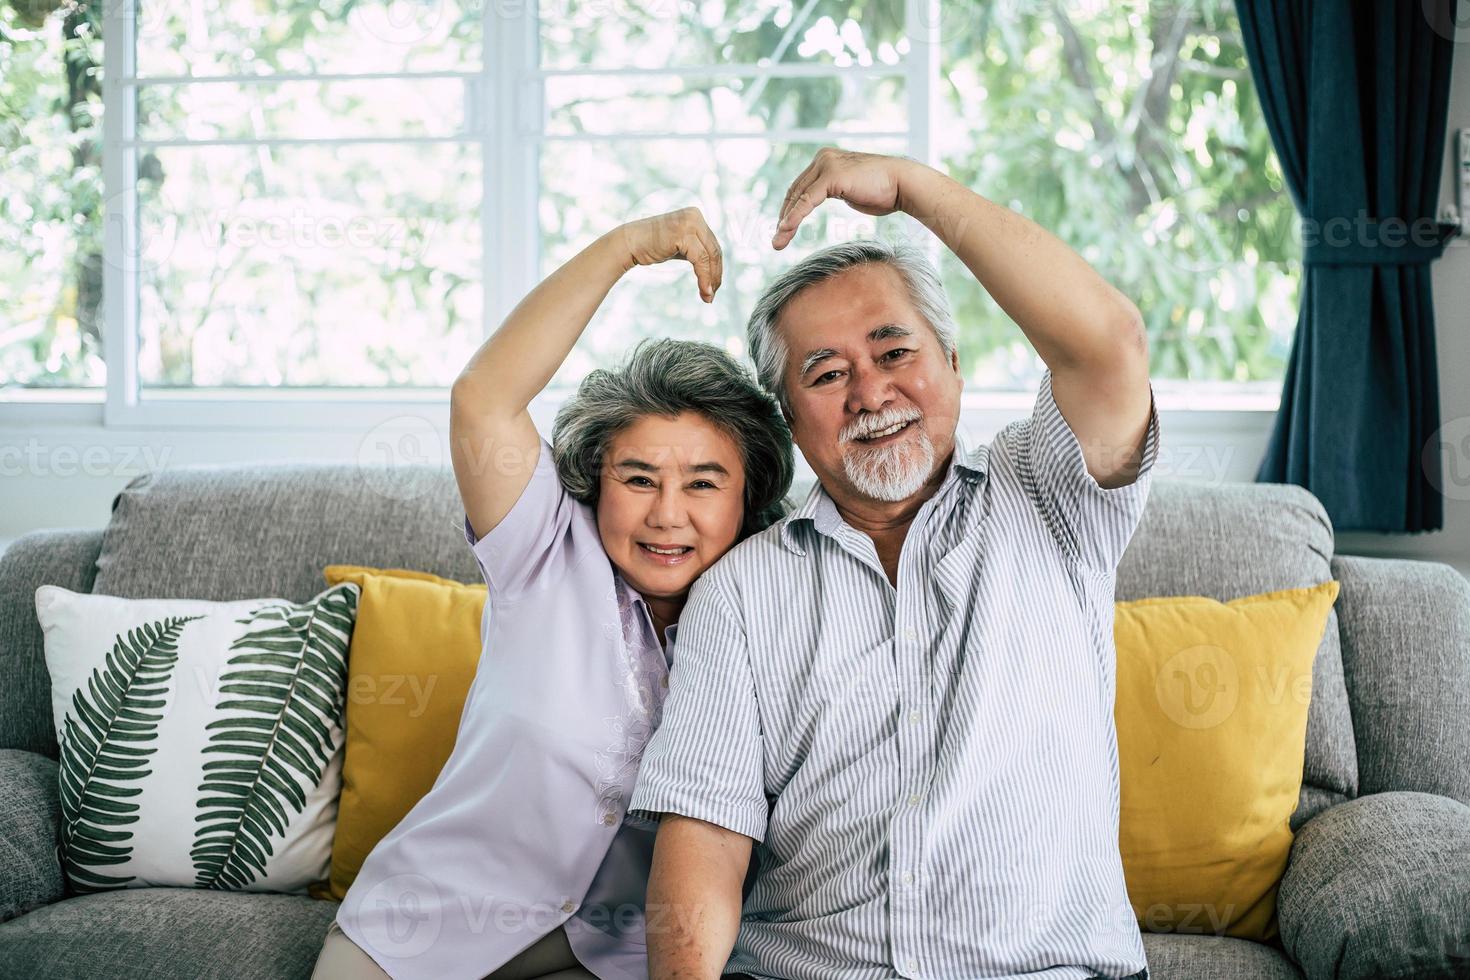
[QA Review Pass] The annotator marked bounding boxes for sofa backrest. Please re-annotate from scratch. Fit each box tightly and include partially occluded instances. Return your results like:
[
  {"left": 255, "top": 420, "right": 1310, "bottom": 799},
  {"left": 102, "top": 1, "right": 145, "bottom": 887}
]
[{"left": 6, "top": 466, "right": 1359, "bottom": 829}]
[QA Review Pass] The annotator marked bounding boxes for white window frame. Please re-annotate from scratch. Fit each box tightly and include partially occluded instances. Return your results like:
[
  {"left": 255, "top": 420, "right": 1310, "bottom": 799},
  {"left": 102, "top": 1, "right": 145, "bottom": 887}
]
[{"left": 3, "top": 0, "right": 1281, "bottom": 432}]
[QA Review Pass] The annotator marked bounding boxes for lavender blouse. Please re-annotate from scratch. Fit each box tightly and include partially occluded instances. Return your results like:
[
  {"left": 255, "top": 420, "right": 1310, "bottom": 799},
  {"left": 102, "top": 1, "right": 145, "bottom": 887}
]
[{"left": 336, "top": 435, "right": 676, "bottom": 980}]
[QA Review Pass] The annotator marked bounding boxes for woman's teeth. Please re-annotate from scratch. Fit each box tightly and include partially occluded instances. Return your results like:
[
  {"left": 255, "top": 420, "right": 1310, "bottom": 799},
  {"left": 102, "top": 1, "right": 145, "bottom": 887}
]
[{"left": 641, "top": 544, "right": 692, "bottom": 555}]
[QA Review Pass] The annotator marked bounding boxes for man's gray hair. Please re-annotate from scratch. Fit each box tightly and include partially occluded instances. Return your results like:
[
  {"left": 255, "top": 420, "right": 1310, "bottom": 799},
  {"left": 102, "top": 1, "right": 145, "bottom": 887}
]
[
  {"left": 745, "top": 238, "right": 959, "bottom": 416},
  {"left": 552, "top": 338, "right": 794, "bottom": 539}
]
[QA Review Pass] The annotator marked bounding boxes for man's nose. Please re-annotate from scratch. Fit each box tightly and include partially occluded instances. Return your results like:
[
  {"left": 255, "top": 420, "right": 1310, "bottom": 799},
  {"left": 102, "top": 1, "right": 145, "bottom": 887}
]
[{"left": 846, "top": 362, "right": 895, "bottom": 415}]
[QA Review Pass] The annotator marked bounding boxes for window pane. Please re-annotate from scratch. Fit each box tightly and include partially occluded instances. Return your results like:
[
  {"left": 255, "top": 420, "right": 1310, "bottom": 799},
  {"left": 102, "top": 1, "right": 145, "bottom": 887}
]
[
  {"left": 1, "top": 2, "right": 105, "bottom": 388},
  {"left": 136, "top": 143, "right": 482, "bottom": 386},
  {"left": 539, "top": 0, "right": 910, "bottom": 70},
  {"left": 937, "top": 0, "right": 1298, "bottom": 387},
  {"left": 138, "top": 77, "right": 472, "bottom": 141},
  {"left": 539, "top": 137, "right": 908, "bottom": 388},
  {"left": 545, "top": 72, "right": 904, "bottom": 136},
  {"left": 136, "top": 0, "right": 481, "bottom": 78}
]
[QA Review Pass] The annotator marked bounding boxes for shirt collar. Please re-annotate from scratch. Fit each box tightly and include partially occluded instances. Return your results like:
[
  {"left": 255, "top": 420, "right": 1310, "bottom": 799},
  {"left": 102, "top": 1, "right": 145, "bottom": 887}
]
[
  {"left": 778, "top": 432, "right": 987, "bottom": 557},
  {"left": 621, "top": 579, "right": 677, "bottom": 666}
]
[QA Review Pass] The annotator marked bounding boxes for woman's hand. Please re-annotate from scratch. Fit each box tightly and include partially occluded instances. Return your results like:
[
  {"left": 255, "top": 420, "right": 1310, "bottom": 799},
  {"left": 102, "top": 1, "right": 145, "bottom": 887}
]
[{"left": 618, "top": 207, "right": 724, "bottom": 304}]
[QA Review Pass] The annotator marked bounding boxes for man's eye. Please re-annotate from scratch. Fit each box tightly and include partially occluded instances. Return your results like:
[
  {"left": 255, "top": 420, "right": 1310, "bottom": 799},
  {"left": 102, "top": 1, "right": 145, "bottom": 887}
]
[
  {"left": 883, "top": 348, "right": 912, "bottom": 361},
  {"left": 814, "top": 370, "right": 842, "bottom": 385},
  {"left": 690, "top": 480, "right": 716, "bottom": 490}
]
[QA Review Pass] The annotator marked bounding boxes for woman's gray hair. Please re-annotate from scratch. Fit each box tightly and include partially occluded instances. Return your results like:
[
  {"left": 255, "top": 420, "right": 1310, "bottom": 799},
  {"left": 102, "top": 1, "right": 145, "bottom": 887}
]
[
  {"left": 745, "top": 238, "right": 958, "bottom": 416},
  {"left": 552, "top": 338, "right": 794, "bottom": 539}
]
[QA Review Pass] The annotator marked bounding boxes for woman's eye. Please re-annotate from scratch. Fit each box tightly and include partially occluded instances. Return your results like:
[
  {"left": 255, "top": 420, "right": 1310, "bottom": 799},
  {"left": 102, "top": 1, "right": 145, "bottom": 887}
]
[
  {"left": 628, "top": 476, "right": 654, "bottom": 487},
  {"left": 690, "top": 480, "right": 716, "bottom": 490}
]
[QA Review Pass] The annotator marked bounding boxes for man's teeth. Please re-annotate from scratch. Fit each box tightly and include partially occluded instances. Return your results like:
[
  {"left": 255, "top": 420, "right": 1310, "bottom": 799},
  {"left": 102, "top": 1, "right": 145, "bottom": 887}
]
[
  {"left": 643, "top": 544, "right": 691, "bottom": 555},
  {"left": 861, "top": 420, "right": 910, "bottom": 441}
]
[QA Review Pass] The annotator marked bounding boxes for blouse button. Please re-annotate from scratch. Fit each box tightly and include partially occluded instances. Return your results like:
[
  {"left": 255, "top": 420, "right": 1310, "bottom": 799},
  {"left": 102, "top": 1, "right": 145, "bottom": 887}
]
[
  {"left": 561, "top": 900, "right": 575, "bottom": 913},
  {"left": 602, "top": 813, "right": 617, "bottom": 826},
  {"left": 660, "top": 675, "right": 669, "bottom": 689}
]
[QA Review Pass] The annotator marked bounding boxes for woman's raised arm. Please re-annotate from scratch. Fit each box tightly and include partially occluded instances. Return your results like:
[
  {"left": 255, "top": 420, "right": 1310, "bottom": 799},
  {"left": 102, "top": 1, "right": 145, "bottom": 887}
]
[{"left": 450, "top": 207, "right": 723, "bottom": 540}]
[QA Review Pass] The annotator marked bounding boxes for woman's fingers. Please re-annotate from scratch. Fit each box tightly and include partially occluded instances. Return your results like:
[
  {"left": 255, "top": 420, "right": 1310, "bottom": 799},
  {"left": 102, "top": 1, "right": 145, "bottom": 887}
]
[{"left": 691, "top": 222, "right": 723, "bottom": 302}]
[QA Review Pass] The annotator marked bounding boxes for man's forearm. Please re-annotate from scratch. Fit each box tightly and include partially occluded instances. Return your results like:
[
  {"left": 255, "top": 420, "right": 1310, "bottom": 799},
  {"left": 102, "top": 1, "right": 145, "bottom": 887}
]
[
  {"left": 646, "top": 815, "right": 751, "bottom": 980},
  {"left": 896, "top": 161, "right": 1143, "bottom": 371}
]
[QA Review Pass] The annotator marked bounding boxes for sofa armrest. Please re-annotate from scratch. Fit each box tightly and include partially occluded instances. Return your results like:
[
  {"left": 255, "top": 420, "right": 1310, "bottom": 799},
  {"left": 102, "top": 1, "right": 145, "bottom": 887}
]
[
  {"left": 0, "top": 527, "right": 104, "bottom": 756},
  {"left": 0, "top": 749, "right": 66, "bottom": 923},
  {"left": 1330, "top": 555, "right": 1470, "bottom": 805},
  {"left": 1277, "top": 792, "right": 1470, "bottom": 980}
]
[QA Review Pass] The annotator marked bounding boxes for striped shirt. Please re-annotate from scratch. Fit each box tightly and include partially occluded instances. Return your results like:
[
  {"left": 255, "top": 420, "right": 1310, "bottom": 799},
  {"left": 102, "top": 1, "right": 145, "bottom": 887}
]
[{"left": 630, "top": 368, "right": 1160, "bottom": 980}]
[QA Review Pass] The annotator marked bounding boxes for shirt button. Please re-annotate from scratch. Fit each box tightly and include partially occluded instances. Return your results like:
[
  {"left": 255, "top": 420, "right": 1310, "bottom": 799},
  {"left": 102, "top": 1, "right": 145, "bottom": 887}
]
[
  {"left": 906, "top": 958, "right": 919, "bottom": 973},
  {"left": 901, "top": 871, "right": 914, "bottom": 885},
  {"left": 907, "top": 793, "right": 921, "bottom": 806},
  {"left": 902, "top": 627, "right": 917, "bottom": 641},
  {"left": 908, "top": 709, "right": 921, "bottom": 724},
  {"left": 561, "top": 900, "right": 575, "bottom": 913}
]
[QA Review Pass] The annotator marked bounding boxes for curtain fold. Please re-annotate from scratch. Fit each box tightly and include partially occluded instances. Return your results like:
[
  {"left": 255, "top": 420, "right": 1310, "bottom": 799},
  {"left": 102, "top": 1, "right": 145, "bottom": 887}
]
[{"left": 1236, "top": 0, "right": 1459, "bottom": 532}]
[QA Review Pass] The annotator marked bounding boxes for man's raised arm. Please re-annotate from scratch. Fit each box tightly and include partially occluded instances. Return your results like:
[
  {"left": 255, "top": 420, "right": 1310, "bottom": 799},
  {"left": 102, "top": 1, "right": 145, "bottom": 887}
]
[{"left": 771, "top": 147, "right": 1153, "bottom": 489}]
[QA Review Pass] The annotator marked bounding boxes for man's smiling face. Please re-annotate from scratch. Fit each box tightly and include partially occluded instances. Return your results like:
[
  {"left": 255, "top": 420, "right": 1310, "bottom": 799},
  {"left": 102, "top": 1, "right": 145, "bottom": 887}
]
[{"left": 778, "top": 261, "right": 964, "bottom": 505}]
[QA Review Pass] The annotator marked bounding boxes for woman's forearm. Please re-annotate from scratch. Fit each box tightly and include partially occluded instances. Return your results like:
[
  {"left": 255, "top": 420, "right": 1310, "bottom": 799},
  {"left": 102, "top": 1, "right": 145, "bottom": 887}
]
[{"left": 452, "top": 227, "right": 634, "bottom": 419}]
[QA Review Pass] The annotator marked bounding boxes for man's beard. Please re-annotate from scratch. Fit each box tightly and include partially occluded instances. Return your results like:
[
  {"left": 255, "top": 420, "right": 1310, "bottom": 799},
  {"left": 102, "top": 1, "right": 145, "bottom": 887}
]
[{"left": 840, "top": 410, "right": 937, "bottom": 503}]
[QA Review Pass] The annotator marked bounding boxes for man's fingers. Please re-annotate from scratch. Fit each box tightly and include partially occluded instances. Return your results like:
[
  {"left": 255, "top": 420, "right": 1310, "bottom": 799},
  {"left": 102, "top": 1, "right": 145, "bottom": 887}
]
[
  {"left": 779, "top": 158, "right": 821, "bottom": 225},
  {"left": 773, "top": 177, "right": 828, "bottom": 249}
]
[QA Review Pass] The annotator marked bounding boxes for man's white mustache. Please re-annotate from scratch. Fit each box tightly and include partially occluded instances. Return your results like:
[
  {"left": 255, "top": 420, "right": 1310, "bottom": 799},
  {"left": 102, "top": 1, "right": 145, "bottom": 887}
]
[{"left": 842, "top": 407, "right": 923, "bottom": 443}]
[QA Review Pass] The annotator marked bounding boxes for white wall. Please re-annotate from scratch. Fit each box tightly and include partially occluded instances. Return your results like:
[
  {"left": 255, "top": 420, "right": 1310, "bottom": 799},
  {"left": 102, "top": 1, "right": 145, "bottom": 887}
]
[{"left": 3, "top": 53, "right": 1468, "bottom": 575}]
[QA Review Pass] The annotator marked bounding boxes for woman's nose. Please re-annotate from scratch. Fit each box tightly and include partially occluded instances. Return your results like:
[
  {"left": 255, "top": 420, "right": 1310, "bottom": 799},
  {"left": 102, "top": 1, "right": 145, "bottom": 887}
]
[{"left": 648, "top": 489, "right": 688, "bottom": 528}]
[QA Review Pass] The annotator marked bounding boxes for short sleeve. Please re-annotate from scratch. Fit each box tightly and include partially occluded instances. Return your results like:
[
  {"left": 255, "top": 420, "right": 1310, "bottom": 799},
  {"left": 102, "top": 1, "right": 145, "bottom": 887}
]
[
  {"left": 461, "top": 435, "right": 582, "bottom": 600},
  {"left": 1019, "top": 367, "right": 1161, "bottom": 574},
  {"left": 629, "top": 572, "right": 768, "bottom": 842}
]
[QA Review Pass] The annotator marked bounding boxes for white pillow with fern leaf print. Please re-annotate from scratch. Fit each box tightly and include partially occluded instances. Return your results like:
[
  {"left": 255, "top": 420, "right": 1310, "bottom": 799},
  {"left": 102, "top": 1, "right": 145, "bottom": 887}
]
[{"left": 34, "top": 582, "right": 360, "bottom": 896}]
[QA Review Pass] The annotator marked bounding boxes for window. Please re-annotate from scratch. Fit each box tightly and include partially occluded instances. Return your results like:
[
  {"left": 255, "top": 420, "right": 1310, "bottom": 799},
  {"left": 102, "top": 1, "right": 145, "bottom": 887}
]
[{"left": 2, "top": 0, "right": 1296, "bottom": 418}]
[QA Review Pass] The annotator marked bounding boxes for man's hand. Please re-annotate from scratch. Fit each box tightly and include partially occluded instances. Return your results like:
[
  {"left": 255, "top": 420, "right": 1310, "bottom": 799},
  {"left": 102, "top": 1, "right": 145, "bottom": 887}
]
[{"left": 771, "top": 148, "right": 918, "bottom": 250}]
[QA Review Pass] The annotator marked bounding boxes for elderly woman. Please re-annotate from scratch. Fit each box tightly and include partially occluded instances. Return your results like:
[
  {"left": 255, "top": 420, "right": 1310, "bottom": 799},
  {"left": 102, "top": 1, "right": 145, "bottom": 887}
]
[{"left": 311, "top": 207, "right": 792, "bottom": 980}]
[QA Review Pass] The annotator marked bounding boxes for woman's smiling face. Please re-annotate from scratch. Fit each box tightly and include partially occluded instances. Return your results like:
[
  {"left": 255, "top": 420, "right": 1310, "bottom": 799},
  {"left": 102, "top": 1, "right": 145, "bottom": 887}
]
[{"left": 596, "top": 411, "right": 747, "bottom": 601}]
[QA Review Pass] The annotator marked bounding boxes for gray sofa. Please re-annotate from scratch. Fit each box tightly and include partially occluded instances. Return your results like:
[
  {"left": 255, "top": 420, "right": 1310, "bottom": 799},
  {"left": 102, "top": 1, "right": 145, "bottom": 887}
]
[{"left": 1, "top": 463, "right": 1468, "bottom": 980}]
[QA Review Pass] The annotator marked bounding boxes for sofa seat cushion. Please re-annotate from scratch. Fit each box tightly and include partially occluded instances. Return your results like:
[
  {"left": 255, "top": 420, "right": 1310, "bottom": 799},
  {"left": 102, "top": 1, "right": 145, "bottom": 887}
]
[
  {"left": 1141, "top": 932, "right": 1303, "bottom": 978},
  {"left": 0, "top": 887, "right": 337, "bottom": 979}
]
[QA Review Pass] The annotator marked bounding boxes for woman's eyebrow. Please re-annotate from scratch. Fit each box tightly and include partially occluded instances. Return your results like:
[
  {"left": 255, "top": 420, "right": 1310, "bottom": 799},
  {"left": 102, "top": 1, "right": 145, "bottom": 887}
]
[{"left": 613, "top": 458, "right": 729, "bottom": 476}]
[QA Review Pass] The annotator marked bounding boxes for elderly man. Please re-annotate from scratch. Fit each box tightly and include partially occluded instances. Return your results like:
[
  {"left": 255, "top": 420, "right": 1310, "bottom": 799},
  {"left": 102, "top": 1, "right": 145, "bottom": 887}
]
[{"left": 628, "top": 148, "right": 1159, "bottom": 980}]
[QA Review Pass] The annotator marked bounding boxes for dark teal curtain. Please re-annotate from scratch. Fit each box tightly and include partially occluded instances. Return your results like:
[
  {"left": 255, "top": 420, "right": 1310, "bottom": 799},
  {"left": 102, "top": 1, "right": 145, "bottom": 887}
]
[{"left": 1236, "top": 0, "right": 1459, "bottom": 532}]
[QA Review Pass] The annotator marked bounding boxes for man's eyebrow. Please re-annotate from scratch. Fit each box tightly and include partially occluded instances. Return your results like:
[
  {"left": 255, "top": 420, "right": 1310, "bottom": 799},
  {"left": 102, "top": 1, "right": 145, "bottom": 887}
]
[
  {"left": 799, "top": 348, "right": 840, "bottom": 378},
  {"left": 798, "top": 324, "right": 917, "bottom": 378},
  {"left": 613, "top": 458, "right": 730, "bottom": 477},
  {"left": 869, "top": 323, "right": 914, "bottom": 342}
]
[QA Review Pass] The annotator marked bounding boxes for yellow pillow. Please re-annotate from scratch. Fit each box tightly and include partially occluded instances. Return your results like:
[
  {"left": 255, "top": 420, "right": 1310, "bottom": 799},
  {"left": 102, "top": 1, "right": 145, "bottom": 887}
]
[
  {"left": 307, "top": 564, "right": 487, "bottom": 901},
  {"left": 1114, "top": 580, "right": 1340, "bottom": 942}
]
